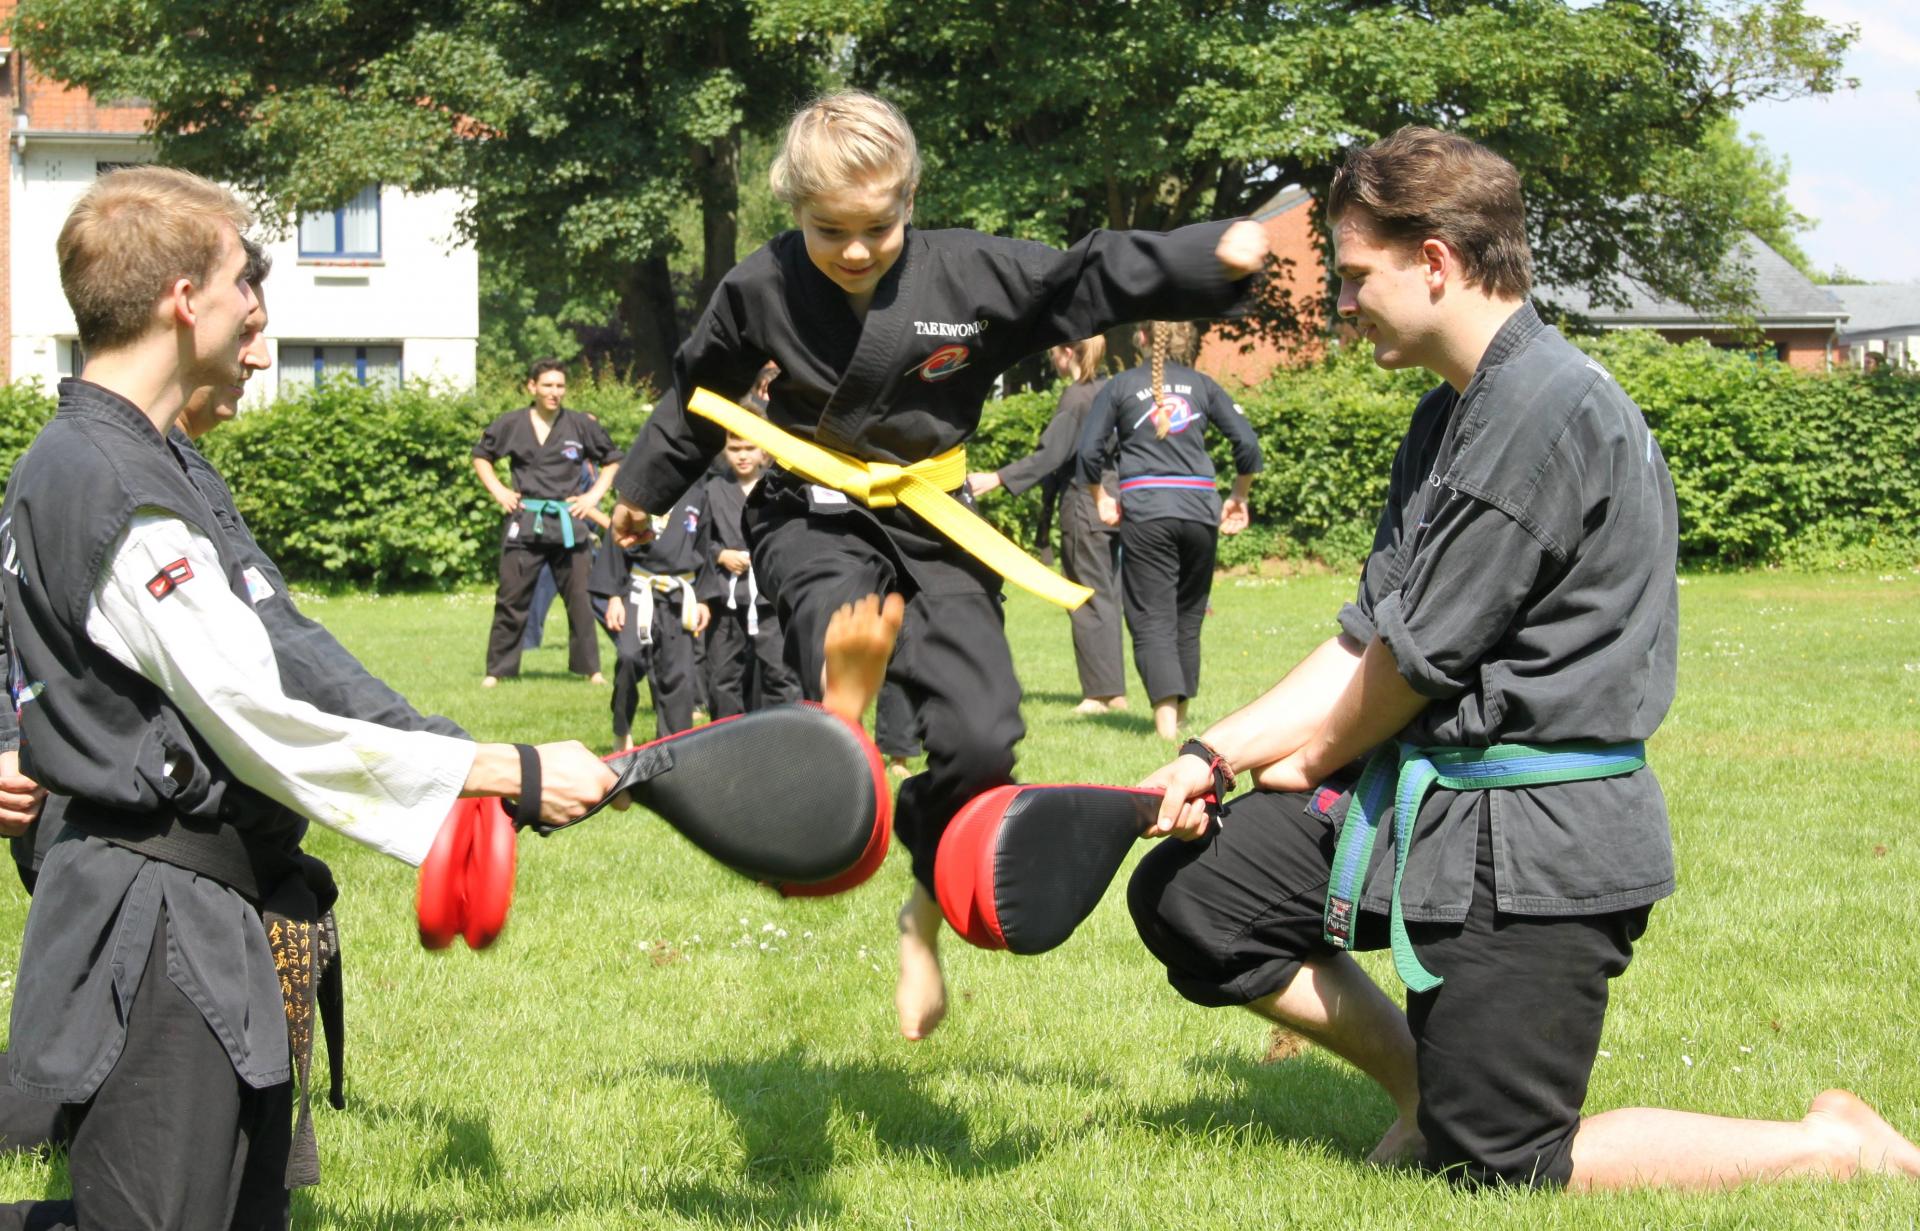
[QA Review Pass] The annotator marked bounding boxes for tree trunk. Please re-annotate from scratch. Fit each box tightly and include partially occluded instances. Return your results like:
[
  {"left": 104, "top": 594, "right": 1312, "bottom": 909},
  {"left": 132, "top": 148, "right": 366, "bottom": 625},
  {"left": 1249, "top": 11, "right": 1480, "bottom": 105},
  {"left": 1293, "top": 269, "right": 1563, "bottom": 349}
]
[
  {"left": 692, "top": 128, "right": 741, "bottom": 316},
  {"left": 620, "top": 254, "right": 681, "bottom": 391}
]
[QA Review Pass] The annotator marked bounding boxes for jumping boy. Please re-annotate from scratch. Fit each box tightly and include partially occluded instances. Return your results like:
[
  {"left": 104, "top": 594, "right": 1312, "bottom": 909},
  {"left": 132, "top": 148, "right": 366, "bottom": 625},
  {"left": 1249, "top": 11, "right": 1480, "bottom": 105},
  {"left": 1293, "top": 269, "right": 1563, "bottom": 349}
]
[
  {"left": 611, "top": 90, "right": 1268, "bottom": 1039},
  {"left": 1127, "top": 127, "right": 1920, "bottom": 1189}
]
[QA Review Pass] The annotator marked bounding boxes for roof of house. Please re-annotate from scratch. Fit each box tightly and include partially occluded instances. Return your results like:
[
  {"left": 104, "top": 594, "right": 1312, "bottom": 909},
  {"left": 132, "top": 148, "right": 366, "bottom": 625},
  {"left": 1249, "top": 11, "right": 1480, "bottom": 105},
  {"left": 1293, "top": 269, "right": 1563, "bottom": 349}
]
[
  {"left": 1827, "top": 283, "right": 1920, "bottom": 341},
  {"left": 1539, "top": 234, "right": 1847, "bottom": 330}
]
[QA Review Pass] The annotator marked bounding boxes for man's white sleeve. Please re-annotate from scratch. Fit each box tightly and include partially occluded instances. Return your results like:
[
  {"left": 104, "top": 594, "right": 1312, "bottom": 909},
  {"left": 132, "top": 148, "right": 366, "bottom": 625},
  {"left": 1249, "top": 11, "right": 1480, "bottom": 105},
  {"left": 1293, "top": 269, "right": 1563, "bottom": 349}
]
[{"left": 84, "top": 509, "right": 476, "bottom": 865}]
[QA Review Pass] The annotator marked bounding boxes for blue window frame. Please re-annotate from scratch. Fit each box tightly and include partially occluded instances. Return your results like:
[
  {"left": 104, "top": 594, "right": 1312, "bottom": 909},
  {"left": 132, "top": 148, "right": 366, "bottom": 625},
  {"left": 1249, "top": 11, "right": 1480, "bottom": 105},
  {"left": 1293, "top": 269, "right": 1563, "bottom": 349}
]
[
  {"left": 298, "top": 185, "right": 382, "bottom": 258},
  {"left": 282, "top": 343, "right": 404, "bottom": 390}
]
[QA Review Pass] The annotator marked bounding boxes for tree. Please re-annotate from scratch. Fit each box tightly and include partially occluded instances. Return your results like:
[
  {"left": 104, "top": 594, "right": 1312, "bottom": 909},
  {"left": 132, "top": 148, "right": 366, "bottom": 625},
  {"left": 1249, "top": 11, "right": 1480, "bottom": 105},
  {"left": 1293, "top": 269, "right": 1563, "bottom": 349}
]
[
  {"left": 855, "top": 0, "right": 1854, "bottom": 335},
  {"left": 7, "top": 0, "right": 846, "bottom": 382}
]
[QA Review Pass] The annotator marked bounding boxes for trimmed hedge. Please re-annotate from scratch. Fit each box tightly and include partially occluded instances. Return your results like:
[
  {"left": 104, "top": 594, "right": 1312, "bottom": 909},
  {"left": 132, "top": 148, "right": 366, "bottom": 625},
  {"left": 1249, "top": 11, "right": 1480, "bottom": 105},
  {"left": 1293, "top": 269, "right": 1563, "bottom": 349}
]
[{"left": 2, "top": 332, "right": 1914, "bottom": 586}]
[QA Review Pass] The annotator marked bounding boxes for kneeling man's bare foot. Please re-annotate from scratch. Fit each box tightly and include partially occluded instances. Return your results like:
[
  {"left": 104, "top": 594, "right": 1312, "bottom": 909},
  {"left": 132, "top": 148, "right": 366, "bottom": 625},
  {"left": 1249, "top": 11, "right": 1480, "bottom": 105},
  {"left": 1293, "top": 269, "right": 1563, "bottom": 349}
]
[
  {"left": 1804, "top": 1090, "right": 1920, "bottom": 1179},
  {"left": 1366, "top": 1116, "right": 1426, "bottom": 1169},
  {"left": 896, "top": 886, "right": 948, "bottom": 1041},
  {"left": 822, "top": 593, "right": 905, "bottom": 723}
]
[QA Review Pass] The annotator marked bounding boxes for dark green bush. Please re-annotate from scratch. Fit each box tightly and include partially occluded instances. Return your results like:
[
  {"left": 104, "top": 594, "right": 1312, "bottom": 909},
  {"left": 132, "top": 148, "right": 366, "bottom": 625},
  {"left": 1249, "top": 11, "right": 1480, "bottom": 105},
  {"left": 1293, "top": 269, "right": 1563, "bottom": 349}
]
[{"left": 3, "top": 332, "right": 1913, "bottom": 586}]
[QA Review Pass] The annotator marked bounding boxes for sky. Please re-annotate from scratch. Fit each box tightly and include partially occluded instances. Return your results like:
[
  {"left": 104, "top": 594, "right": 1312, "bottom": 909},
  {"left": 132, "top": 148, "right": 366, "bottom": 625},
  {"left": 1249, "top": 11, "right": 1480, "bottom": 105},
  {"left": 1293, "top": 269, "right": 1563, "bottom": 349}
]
[{"left": 1737, "top": 0, "right": 1920, "bottom": 283}]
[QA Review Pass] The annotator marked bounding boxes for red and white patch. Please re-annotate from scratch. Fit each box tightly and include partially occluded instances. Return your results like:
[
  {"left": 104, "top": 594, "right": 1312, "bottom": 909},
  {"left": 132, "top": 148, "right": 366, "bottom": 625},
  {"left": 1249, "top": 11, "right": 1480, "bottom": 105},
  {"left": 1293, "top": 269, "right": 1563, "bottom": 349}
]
[
  {"left": 145, "top": 558, "right": 194, "bottom": 600},
  {"left": 910, "top": 344, "right": 971, "bottom": 382}
]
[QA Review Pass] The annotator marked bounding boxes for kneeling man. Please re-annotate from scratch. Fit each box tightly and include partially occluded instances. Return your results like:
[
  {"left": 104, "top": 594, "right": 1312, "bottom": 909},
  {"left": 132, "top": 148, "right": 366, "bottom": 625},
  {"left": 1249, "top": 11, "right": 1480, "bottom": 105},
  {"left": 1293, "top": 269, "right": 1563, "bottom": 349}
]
[{"left": 1128, "top": 127, "right": 1920, "bottom": 1189}]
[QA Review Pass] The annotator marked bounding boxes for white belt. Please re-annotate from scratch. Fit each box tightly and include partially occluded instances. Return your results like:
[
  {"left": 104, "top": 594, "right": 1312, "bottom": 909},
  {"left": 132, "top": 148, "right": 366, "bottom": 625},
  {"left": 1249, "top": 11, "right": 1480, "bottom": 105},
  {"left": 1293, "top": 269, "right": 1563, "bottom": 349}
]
[
  {"left": 725, "top": 568, "right": 761, "bottom": 637},
  {"left": 628, "top": 570, "right": 698, "bottom": 646}
]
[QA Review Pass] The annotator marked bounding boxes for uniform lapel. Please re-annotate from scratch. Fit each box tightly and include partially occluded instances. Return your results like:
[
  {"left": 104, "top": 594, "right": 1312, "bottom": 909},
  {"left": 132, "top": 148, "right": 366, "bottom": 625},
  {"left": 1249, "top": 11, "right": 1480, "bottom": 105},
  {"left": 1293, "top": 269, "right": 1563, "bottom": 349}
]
[{"left": 813, "top": 230, "right": 921, "bottom": 457}]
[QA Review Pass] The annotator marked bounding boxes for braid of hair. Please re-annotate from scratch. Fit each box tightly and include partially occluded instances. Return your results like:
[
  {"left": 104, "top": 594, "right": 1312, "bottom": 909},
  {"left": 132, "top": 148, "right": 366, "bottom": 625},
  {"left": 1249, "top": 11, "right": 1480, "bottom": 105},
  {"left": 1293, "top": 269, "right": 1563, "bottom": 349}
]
[{"left": 1151, "top": 320, "right": 1171, "bottom": 439}]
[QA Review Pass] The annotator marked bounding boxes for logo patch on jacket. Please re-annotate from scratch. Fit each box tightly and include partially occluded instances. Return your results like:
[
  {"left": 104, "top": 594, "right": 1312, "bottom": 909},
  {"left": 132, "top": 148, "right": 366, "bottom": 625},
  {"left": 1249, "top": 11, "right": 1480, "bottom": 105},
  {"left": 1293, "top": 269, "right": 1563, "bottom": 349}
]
[
  {"left": 682, "top": 505, "right": 701, "bottom": 535},
  {"left": 145, "top": 558, "right": 194, "bottom": 600},
  {"left": 910, "top": 344, "right": 971, "bottom": 382}
]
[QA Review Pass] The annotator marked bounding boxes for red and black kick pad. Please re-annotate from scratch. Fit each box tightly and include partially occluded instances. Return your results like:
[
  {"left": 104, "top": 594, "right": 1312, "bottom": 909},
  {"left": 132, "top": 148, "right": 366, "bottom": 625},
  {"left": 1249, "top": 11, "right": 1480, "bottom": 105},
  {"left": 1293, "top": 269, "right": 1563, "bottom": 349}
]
[
  {"left": 579, "top": 702, "right": 891, "bottom": 896},
  {"left": 935, "top": 785, "right": 1164, "bottom": 955},
  {"left": 417, "top": 703, "right": 891, "bottom": 950}
]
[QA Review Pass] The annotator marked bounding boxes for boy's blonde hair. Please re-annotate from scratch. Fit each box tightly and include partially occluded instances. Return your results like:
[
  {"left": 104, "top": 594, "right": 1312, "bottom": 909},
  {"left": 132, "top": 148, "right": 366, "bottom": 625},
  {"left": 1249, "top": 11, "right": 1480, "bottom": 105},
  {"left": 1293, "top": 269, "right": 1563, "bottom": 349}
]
[
  {"left": 58, "top": 165, "right": 253, "bottom": 351},
  {"left": 769, "top": 91, "right": 921, "bottom": 207}
]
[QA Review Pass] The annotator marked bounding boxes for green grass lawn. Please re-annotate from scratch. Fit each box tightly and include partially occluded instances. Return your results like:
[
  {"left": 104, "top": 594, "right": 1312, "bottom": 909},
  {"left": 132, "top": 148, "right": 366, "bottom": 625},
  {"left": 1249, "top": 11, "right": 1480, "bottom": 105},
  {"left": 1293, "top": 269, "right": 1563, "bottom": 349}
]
[{"left": 4, "top": 568, "right": 1918, "bottom": 1229}]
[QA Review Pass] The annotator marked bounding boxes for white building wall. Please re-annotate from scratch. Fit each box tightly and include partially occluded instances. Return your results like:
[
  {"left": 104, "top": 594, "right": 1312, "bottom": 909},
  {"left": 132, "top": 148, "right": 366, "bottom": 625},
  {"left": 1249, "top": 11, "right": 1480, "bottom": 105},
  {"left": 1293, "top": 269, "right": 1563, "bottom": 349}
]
[{"left": 9, "top": 138, "right": 477, "bottom": 401}]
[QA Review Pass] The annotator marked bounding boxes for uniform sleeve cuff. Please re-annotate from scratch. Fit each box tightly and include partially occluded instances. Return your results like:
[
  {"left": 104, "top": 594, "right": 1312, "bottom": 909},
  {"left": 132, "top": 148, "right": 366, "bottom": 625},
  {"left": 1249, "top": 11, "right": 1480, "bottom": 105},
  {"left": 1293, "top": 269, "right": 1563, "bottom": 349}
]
[
  {"left": 1336, "top": 602, "right": 1376, "bottom": 646},
  {"left": 1371, "top": 592, "right": 1468, "bottom": 699}
]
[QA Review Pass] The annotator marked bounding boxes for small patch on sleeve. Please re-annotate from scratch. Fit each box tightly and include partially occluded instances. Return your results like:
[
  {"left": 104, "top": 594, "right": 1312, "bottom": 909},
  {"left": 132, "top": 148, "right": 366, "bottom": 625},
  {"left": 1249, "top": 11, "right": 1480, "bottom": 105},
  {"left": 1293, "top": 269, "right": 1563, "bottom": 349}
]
[
  {"left": 145, "top": 558, "right": 194, "bottom": 600},
  {"left": 242, "top": 566, "right": 277, "bottom": 605}
]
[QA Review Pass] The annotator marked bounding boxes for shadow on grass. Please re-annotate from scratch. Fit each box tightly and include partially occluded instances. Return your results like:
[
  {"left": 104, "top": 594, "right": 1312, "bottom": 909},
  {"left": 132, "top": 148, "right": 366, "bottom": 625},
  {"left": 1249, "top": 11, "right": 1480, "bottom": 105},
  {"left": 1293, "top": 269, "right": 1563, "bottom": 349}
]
[{"left": 1137, "top": 1049, "right": 1395, "bottom": 1161}]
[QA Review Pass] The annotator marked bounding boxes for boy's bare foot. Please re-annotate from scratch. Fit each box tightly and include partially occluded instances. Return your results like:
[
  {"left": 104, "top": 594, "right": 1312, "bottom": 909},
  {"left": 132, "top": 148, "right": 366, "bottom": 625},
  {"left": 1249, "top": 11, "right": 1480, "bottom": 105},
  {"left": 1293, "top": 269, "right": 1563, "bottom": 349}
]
[
  {"left": 822, "top": 593, "right": 904, "bottom": 723},
  {"left": 1803, "top": 1089, "right": 1920, "bottom": 1178},
  {"left": 1103, "top": 695, "right": 1128, "bottom": 712},
  {"left": 620, "top": 736, "right": 636, "bottom": 753},
  {"left": 1072, "top": 697, "right": 1108, "bottom": 716},
  {"left": 886, "top": 755, "right": 914, "bottom": 780},
  {"left": 588, "top": 672, "right": 607, "bottom": 686},
  {"left": 480, "top": 675, "right": 499, "bottom": 689},
  {"left": 1153, "top": 698, "right": 1181, "bottom": 741},
  {"left": 1366, "top": 1116, "right": 1426, "bottom": 1169},
  {"left": 896, "top": 885, "right": 948, "bottom": 1041}
]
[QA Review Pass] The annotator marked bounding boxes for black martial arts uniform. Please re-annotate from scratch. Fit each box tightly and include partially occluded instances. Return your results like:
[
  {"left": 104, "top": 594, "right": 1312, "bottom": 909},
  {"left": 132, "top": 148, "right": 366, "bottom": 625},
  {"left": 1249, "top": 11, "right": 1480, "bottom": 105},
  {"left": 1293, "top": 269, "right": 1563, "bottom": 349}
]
[
  {"left": 618, "top": 221, "right": 1250, "bottom": 890},
  {"left": 995, "top": 377, "right": 1124, "bottom": 700},
  {"left": 1129, "top": 304, "right": 1679, "bottom": 1187},
  {"left": 474, "top": 406, "right": 621, "bottom": 678},
  {"left": 0, "top": 380, "right": 473, "bottom": 1230},
  {"left": 0, "top": 427, "right": 466, "bottom": 1161},
  {"left": 1076, "top": 361, "right": 1260, "bottom": 705},
  {"left": 590, "top": 487, "right": 706, "bottom": 742},
  {"left": 695, "top": 473, "right": 800, "bottom": 717}
]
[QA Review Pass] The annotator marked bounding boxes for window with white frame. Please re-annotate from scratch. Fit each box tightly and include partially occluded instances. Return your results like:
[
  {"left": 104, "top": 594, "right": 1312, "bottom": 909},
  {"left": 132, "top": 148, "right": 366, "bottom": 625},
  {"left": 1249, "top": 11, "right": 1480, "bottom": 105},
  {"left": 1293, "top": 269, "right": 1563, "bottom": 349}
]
[
  {"left": 279, "top": 343, "right": 403, "bottom": 390},
  {"left": 297, "top": 185, "right": 382, "bottom": 258}
]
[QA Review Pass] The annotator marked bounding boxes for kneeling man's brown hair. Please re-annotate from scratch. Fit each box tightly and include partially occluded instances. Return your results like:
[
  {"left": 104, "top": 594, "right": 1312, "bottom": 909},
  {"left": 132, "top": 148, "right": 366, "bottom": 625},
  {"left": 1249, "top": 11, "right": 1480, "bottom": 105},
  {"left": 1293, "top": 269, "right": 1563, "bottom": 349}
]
[
  {"left": 58, "top": 165, "right": 254, "bottom": 352},
  {"left": 1328, "top": 127, "right": 1532, "bottom": 299}
]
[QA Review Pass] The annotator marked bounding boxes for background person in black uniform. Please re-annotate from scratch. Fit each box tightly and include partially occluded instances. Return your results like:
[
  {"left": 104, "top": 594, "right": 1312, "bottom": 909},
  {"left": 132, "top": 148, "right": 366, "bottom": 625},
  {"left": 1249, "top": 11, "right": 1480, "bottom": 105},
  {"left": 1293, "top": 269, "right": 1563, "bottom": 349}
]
[
  {"left": 1076, "top": 321, "right": 1260, "bottom": 741},
  {"left": 968, "top": 336, "right": 1125, "bottom": 715},
  {"left": 592, "top": 485, "right": 710, "bottom": 750},
  {"left": 697, "top": 434, "right": 801, "bottom": 717},
  {"left": 472, "top": 359, "right": 622, "bottom": 687},
  {"left": 1128, "top": 129, "right": 1920, "bottom": 1190},
  {"left": 610, "top": 90, "right": 1269, "bottom": 1040},
  {"left": 0, "top": 166, "right": 616, "bottom": 1231}
]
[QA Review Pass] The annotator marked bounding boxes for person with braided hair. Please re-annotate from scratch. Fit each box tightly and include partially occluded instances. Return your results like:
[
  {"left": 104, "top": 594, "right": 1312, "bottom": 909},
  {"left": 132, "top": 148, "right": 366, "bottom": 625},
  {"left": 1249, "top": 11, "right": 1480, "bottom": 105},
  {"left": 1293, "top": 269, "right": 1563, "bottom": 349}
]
[{"left": 1074, "top": 321, "right": 1261, "bottom": 741}]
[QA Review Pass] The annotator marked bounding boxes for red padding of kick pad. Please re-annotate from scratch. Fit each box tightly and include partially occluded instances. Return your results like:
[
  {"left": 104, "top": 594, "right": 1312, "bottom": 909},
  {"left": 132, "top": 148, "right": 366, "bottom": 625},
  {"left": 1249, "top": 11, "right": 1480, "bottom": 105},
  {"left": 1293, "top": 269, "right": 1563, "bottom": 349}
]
[
  {"left": 936, "top": 785, "right": 1161, "bottom": 955},
  {"left": 778, "top": 708, "right": 892, "bottom": 897},
  {"left": 416, "top": 796, "right": 517, "bottom": 950}
]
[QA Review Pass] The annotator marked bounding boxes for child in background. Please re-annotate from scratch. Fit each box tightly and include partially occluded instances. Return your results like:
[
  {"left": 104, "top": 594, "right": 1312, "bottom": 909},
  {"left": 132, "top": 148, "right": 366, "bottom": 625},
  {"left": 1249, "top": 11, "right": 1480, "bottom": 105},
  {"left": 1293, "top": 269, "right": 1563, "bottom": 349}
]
[{"left": 697, "top": 434, "right": 800, "bottom": 716}]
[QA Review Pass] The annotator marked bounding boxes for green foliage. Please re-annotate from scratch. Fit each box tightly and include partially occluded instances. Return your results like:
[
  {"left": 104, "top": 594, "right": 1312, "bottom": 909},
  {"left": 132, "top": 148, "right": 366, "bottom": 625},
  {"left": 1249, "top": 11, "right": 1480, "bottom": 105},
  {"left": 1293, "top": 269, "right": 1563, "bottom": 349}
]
[
  {"left": 0, "top": 381, "right": 56, "bottom": 488},
  {"left": 3, "top": 334, "right": 1910, "bottom": 584}
]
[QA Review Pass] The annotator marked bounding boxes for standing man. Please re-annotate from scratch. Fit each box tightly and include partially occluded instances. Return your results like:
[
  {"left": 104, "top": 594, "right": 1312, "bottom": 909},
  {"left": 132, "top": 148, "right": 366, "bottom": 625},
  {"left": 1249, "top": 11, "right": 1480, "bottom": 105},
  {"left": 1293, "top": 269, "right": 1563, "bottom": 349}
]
[
  {"left": 0, "top": 166, "right": 615, "bottom": 1230},
  {"left": 472, "top": 359, "right": 622, "bottom": 687},
  {"left": 1128, "top": 128, "right": 1920, "bottom": 1189}
]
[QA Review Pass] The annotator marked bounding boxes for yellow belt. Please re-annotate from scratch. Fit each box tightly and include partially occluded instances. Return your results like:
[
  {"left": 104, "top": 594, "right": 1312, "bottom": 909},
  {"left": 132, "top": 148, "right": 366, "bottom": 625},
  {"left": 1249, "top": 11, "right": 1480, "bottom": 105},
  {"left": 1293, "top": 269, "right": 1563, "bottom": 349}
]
[{"left": 687, "top": 388, "right": 1092, "bottom": 609}]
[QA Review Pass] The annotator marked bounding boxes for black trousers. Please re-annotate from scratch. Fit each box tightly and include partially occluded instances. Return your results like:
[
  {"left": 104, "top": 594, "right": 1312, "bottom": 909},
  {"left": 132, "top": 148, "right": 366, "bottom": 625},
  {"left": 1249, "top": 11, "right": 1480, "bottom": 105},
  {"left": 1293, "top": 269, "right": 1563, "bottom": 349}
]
[
  {"left": 1117, "top": 517, "right": 1216, "bottom": 703},
  {"left": 1127, "top": 790, "right": 1647, "bottom": 1188},
  {"left": 754, "top": 512, "right": 1024, "bottom": 892},
  {"left": 1057, "top": 489, "right": 1125, "bottom": 699},
  {"left": 485, "top": 542, "right": 600, "bottom": 678},
  {"left": 873, "top": 681, "right": 922, "bottom": 759},
  {"left": 0, "top": 905, "right": 293, "bottom": 1231},
  {"left": 706, "top": 604, "right": 800, "bottom": 719},
  {"left": 610, "top": 597, "right": 700, "bottom": 741},
  {"left": 0, "top": 1054, "right": 64, "bottom": 1156}
]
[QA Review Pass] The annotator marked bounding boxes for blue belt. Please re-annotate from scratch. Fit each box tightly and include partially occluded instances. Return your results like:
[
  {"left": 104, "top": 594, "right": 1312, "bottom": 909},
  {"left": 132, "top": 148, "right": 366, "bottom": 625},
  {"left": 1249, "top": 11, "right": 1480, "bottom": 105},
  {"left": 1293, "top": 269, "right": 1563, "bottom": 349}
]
[
  {"left": 521, "top": 498, "right": 575, "bottom": 549},
  {"left": 1323, "top": 740, "right": 1647, "bottom": 992}
]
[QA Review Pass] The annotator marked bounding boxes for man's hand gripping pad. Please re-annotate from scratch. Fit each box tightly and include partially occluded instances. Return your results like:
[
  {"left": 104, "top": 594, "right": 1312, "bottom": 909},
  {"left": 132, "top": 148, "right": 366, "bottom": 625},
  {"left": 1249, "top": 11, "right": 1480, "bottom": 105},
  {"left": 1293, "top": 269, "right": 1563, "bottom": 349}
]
[
  {"left": 418, "top": 704, "right": 892, "bottom": 949},
  {"left": 935, "top": 785, "right": 1162, "bottom": 955}
]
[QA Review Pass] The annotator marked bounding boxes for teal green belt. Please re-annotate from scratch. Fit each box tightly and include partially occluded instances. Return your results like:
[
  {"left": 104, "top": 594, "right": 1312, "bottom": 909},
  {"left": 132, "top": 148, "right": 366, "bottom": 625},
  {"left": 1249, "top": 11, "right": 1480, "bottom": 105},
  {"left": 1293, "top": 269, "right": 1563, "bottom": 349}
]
[
  {"left": 1323, "top": 740, "right": 1647, "bottom": 992},
  {"left": 521, "top": 498, "right": 575, "bottom": 549}
]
